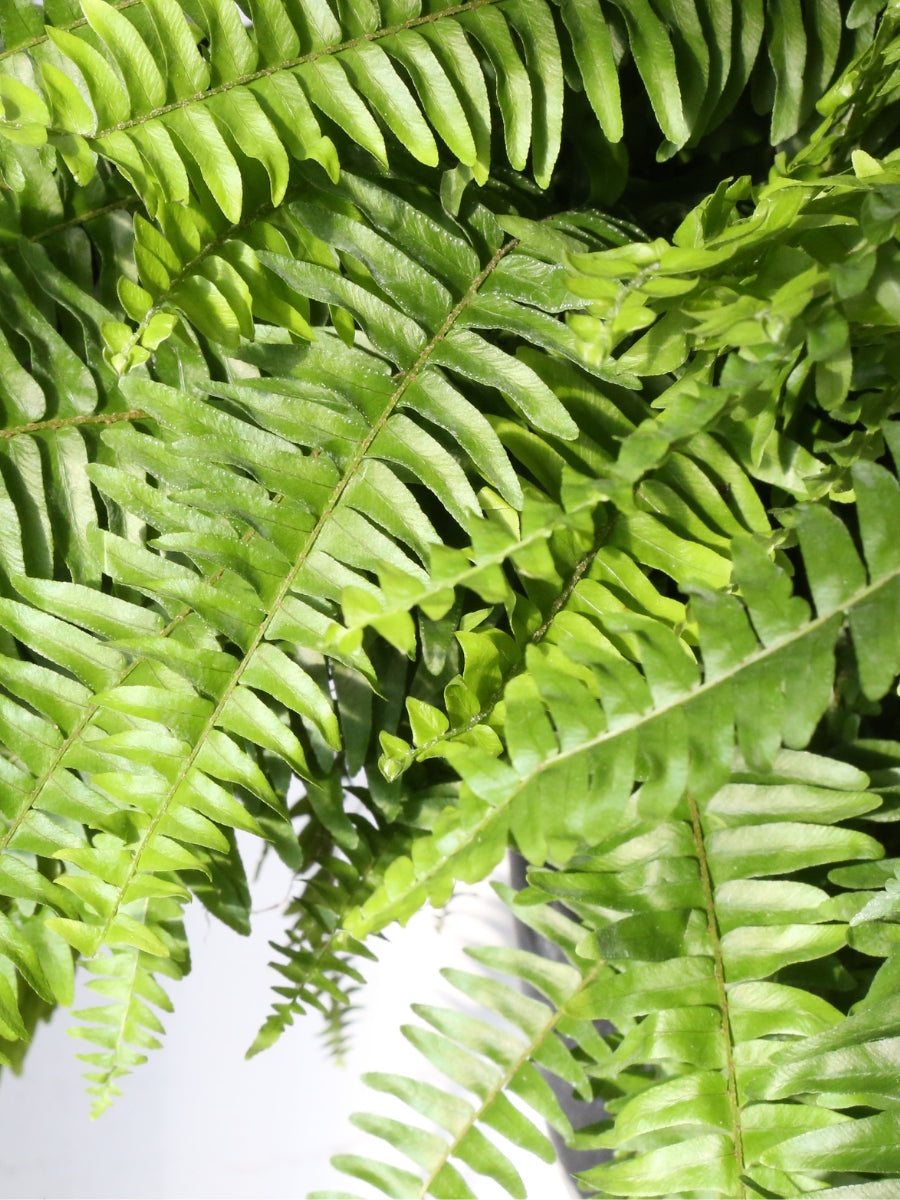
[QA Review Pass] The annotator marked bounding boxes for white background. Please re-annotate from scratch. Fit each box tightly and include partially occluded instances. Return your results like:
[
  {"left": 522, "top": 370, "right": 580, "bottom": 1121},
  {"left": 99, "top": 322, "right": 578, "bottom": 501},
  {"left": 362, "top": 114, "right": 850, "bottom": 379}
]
[{"left": 0, "top": 845, "right": 574, "bottom": 1199}]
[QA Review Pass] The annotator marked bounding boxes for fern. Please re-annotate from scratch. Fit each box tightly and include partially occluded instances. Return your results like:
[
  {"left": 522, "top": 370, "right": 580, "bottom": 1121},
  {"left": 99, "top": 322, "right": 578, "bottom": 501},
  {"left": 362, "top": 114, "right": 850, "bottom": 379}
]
[
  {"left": 0, "top": 0, "right": 871, "bottom": 212},
  {"left": 319, "top": 891, "right": 612, "bottom": 1200},
  {"left": 248, "top": 812, "right": 387, "bottom": 1060},
  {"left": 1, "top": 0, "right": 900, "bottom": 1195}
]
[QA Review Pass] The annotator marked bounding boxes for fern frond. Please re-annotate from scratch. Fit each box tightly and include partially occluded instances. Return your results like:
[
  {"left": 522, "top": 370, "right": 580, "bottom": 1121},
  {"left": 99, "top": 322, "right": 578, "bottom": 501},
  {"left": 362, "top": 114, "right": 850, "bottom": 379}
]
[
  {"left": 347, "top": 459, "right": 900, "bottom": 935},
  {"left": 1, "top": 0, "right": 884, "bottom": 218},
  {"left": 0, "top": 218, "right": 575, "bottom": 1007},
  {"left": 247, "top": 814, "right": 388, "bottom": 1060},
  {"left": 325, "top": 893, "right": 609, "bottom": 1200},
  {"left": 550, "top": 752, "right": 883, "bottom": 1199},
  {"left": 334, "top": 746, "right": 888, "bottom": 1199}
]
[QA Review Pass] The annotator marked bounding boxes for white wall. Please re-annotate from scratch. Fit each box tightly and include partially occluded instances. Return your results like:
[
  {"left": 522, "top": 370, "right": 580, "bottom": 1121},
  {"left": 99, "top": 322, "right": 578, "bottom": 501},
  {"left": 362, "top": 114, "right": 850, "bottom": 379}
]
[{"left": 0, "top": 848, "right": 573, "bottom": 1199}]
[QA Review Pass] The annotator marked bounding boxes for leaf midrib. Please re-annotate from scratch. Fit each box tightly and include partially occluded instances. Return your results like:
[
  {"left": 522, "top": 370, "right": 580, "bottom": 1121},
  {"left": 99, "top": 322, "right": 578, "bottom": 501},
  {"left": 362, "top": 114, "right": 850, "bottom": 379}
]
[
  {"left": 688, "top": 792, "right": 746, "bottom": 1194},
  {"left": 0, "top": 0, "right": 142, "bottom": 61},
  {"left": 1, "top": 408, "right": 146, "bottom": 440}
]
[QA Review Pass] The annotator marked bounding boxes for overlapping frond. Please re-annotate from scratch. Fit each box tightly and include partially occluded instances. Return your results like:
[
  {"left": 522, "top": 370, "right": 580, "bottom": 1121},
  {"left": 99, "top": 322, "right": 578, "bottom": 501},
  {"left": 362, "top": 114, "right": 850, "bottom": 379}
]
[
  {"left": 330, "top": 738, "right": 895, "bottom": 1199},
  {"left": 315, "top": 892, "right": 611, "bottom": 1200},
  {"left": 346, "top": 458, "right": 900, "bottom": 936},
  {"left": 0, "top": 0, "right": 881, "bottom": 224},
  {"left": 0, "top": 0, "right": 571, "bottom": 202},
  {"left": 569, "top": 146, "right": 900, "bottom": 500}
]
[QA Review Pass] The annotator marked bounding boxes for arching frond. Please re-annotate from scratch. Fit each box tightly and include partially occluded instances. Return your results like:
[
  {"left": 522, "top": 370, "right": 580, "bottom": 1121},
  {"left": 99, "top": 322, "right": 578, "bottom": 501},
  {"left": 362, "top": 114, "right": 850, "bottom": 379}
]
[
  {"left": 0, "top": 206, "right": 595, "bottom": 1021},
  {"left": 0, "top": 0, "right": 882, "bottom": 222},
  {"left": 331, "top": 742, "right": 893, "bottom": 1199},
  {"left": 347, "top": 460, "right": 900, "bottom": 935}
]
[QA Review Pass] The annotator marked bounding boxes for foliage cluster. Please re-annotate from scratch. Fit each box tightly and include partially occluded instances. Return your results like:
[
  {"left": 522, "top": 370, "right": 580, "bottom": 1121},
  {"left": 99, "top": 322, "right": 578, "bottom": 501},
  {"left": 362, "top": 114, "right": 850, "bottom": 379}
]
[{"left": 1, "top": 0, "right": 900, "bottom": 1195}]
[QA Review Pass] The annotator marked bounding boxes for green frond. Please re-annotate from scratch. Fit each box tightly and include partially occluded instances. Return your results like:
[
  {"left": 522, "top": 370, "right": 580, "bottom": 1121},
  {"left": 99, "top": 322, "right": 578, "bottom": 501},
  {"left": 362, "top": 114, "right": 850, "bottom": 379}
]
[
  {"left": 347, "top": 459, "right": 900, "bottom": 936},
  {"left": 330, "top": 893, "right": 608, "bottom": 1200},
  {"left": 0, "top": 0, "right": 884, "bottom": 217},
  {"left": 543, "top": 751, "right": 890, "bottom": 1199},
  {"left": 0, "top": 195, "right": 594, "bottom": 1020},
  {"left": 247, "top": 814, "right": 388, "bottom": 1060},
  {"left": 336, "top": 744, "right": 895, "bottom": 1198},
  {"left": 1, "top": 0, "right": 900, "bottom": 1190},
  {"left": 0, "top": 161, "right": 139, "bottom": 584}
]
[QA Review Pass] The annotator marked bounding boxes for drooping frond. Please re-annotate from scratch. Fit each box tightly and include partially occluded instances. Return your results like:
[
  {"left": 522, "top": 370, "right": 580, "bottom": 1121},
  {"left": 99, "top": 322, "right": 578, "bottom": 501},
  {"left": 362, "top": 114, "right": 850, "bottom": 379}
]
[
  {"left": 347, "top": 458, "right": 900, "bottom": 935},
  {"left": 330, "top": 737, "right": 896, "bottom": 1199},
  {"left": 247, "top": 814, "right": 389, "bottom": 1060},
  {"left": 67, "top": 892, "right": 188, "bottom": 1115},
  {"left": 0, "top": 187, "right": 611, "bottom": 1042},
  {"left": 0, "top": 0, "right": 882, "bottom": 225}
]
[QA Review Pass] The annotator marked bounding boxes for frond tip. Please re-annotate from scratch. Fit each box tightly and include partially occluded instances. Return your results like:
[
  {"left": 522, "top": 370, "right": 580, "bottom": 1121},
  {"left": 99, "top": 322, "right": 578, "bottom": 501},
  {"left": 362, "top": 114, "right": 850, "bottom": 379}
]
[{"left": 67, "top": 896, "right": 188, "bottom": 1117}]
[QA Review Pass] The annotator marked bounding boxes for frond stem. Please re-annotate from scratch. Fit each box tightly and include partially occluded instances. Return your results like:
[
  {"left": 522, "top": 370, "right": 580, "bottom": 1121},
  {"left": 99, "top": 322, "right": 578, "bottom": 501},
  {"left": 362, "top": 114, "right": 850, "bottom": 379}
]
[
  {"left": 1, "top": 409, "right": 148, "bottom": 441},
  {"left": 0, "top": 0, "right": 141, "bottom": 62},
  {"left": 687, "top": 793, "right": 746, "bottom": 1192},
  {"left": 26, "top": 195, "right": 139, "bottom": 245},
  {"left": 530, "top": 514, "right": 616, "bottom": 644}
]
